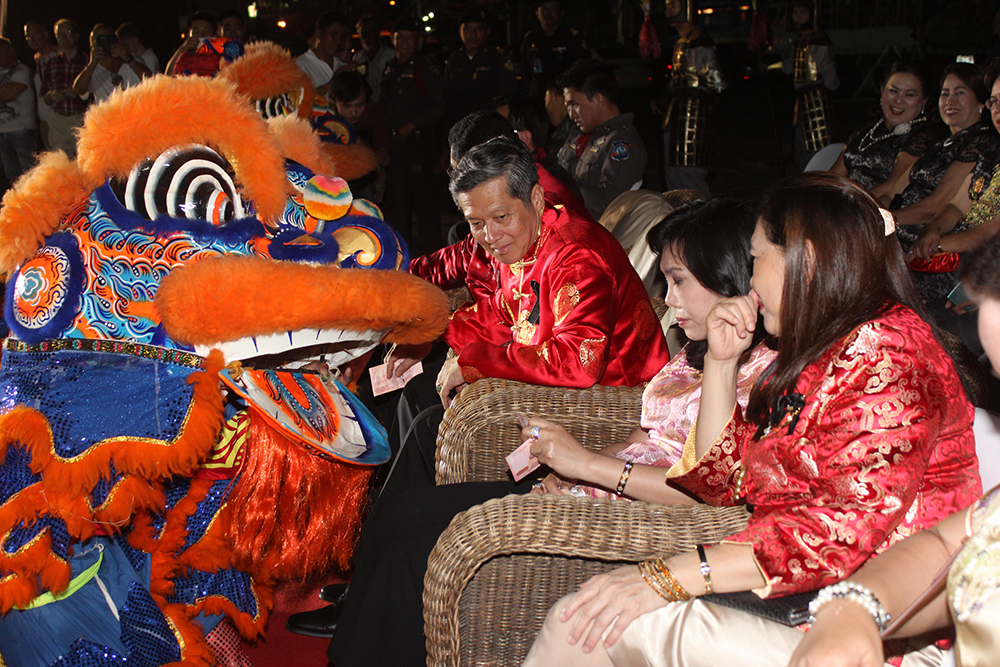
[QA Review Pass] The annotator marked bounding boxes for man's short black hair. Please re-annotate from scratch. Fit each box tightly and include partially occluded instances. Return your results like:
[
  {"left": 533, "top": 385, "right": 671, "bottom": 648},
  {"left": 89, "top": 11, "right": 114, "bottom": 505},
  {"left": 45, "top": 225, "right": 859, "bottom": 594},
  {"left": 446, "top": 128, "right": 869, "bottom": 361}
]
[
  {"left": 449, "top": 136, "right": 540, "bottom": 207},
  {"left": 332, "top": 69, "right": 372, "bottom": 103},
  {"left": 317, "top": 11, "right": 351, "bottom": 34},
  {"left": 557, "top": 58, "right": 619, "bottom": 107},
  {"left": 506, "top": 95, "right": 550, "bottom": 151},
  {"left": 188, "top": 11, "right": 217, "bottom": 33},
  {"left": 219, "top": 9, "right": 244, "bottom": 25},
  {"left": 447, "top": 111, "right": 517, "bottom": 163}
]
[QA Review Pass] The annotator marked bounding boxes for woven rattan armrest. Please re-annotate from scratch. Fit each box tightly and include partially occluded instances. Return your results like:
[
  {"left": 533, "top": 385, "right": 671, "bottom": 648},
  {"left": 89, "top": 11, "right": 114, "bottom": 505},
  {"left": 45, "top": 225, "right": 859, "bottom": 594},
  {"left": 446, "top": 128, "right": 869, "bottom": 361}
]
[
  {"left": 435, "top": 379, "right": 644, "bottom": 485},
  {"left": 424, "top": 493, "right": 751, "bottom": 667}
]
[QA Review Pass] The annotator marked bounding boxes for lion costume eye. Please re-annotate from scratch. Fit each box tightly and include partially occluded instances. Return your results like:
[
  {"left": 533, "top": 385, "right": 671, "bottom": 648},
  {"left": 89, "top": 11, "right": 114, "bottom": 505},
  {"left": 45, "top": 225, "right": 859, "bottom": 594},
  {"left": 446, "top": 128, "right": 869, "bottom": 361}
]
[{"left": 110, "top": 144, "right": 245, "bottom": 224}]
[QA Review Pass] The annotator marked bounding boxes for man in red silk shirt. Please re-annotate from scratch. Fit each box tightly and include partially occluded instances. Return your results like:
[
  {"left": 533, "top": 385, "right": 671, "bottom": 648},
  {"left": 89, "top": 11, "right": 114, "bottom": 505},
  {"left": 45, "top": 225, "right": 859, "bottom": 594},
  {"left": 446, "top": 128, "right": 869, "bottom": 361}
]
[{"left": 385, "top": 136, "right": 668, "bottom": 496}]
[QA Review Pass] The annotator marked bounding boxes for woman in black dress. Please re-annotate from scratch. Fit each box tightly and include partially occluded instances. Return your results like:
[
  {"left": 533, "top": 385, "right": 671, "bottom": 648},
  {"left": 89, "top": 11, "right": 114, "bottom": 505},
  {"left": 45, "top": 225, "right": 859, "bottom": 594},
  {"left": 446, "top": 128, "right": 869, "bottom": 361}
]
[{"left": 830, "top": 62, "right": 942, "bottom": 192}]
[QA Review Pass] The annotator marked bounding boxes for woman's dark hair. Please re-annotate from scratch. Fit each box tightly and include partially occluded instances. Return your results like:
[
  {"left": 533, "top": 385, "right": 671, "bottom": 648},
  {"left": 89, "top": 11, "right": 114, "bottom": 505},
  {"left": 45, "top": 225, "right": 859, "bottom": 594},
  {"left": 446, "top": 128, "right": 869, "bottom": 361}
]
[
  {"left": 507, "top": 95, "right": 551, "bottom": 151},
  {"left": 745, "top": 173, "right": 928, "bottom": 431},
  {"left": 646, "top": 198, "right": 765, "bottom": 371},
  {"left": 881, "top": 61, "right": 930, "bottom": 100},
  {"left": 962, "top": 230, "right": 1000, "bottom": 299},
  {"left": 941, "top": 62, "right": 989, "bottom": 106},
  {"left": 985, "top": 57, "right": 1000, "bottom": 92},
  {"left": 331, "top": 69, "right": 372, "bottom": 104}
]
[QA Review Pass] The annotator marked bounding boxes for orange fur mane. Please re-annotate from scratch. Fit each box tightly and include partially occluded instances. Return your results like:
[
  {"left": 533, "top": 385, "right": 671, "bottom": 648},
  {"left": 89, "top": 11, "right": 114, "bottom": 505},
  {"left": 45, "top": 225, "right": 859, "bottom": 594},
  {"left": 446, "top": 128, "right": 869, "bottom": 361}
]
[
  {"left": 217, "top": 41, "right": 315, "bottom": 119},
  {"left": 75, "top": 75, "right": 291, "bottom": 223}
]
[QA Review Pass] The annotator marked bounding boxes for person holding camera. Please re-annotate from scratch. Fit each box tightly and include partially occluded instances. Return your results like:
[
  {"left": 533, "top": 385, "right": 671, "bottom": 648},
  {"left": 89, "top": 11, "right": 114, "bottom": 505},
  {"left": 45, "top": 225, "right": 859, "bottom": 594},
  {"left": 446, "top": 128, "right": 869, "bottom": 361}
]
[{"left": 72, "top": 24, "right": 143, "bottom": 105}]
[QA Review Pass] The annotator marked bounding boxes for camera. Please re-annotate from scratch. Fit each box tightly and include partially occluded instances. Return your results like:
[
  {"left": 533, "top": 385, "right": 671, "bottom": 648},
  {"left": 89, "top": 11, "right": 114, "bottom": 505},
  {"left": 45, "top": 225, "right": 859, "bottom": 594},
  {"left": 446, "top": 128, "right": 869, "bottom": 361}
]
[{"left": 94, "top": 33, "right": 117, "bottom": 53}]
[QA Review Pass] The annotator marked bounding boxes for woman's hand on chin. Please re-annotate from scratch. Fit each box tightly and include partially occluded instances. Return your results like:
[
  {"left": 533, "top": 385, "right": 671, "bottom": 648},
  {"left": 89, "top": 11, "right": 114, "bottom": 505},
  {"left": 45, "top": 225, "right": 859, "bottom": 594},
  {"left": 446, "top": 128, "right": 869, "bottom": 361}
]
[
  {"left": 557, "top": 565, "right": 669, "bottom": 652},
  {"left": 705, "top": 293, "right": 760, "bottom": 363}
]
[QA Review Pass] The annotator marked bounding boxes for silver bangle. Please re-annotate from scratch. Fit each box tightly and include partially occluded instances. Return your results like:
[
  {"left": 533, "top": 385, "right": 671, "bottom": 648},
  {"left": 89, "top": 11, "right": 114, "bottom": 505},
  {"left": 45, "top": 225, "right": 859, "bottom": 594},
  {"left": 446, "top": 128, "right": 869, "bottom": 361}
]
[{"left": 808, "top": 581, "right": 891, "bottom": 632}]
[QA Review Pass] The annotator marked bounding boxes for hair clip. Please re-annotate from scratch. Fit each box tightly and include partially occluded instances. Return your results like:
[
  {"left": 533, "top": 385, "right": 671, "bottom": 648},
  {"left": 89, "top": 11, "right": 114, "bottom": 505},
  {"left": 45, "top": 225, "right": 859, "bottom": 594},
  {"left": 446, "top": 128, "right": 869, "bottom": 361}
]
[{"left": 879, "top": 208, "right": 896, "bottom": 236}]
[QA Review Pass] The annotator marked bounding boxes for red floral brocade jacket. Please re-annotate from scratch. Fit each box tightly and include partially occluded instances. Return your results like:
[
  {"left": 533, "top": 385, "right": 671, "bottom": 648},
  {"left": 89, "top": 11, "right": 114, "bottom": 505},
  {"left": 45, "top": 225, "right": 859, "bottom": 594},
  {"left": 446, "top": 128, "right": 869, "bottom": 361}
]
[
  {"left": 411, "top": 202, "right": 669, "bottom": 388},
  {"left": 671, "top": 305, "right": 981, "bottom": 596}
]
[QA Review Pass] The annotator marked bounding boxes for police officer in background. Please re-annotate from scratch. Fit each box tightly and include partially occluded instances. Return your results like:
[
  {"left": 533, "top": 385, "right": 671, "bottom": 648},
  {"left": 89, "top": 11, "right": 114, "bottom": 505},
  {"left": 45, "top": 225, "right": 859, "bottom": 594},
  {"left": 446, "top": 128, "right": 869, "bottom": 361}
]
[
  {"left": 444, "top": 6, "right": 516, "bottom": 132},
  {"left": 520, "top": 0, "right": 588, "bottom": 100},
  {"left": 380, "top": 17, "right": 444, "bottom": 255},
  {"left": 557, "top": 59, "right": 647, "bottom": 221}
]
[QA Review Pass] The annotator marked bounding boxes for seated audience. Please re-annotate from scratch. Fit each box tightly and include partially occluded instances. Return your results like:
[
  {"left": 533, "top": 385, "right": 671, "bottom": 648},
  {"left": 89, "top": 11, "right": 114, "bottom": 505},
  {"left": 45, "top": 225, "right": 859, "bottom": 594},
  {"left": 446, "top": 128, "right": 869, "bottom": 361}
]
[
  {"left": 789, "top": 231, "right": 1000, "bottom": 667},
  {"left": 881, "top": 63, "right": 995, "bottom": 253},
  {"left": 523, "top": 173, "right": 981, "bottom": 666},
  {"left": 72, "top": 25, "right": 144, "bottom": 104},
  {"left": 556, "top": 58, "right": 647, "bottom": 221},
  {"left": 830, "top": 62, "right": 943, "bottom": 192},
  {"left": 911, "top": 66, "right": 1000, "bottom": 352},
  {"left": 323, "top": 197, "right": 766, "bottom": 667},
  {"left": 115, "top": 22, "right": 158, "bottom": 76},
  {"left": 0, "top": 38, "right": 37, "bottom": 183}
]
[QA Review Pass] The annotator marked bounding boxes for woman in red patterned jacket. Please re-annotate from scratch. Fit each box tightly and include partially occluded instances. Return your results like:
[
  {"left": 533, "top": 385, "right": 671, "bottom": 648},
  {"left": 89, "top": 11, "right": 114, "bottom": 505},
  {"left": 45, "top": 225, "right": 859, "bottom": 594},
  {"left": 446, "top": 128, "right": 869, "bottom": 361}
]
[{"left": 523, "top": 173, "right": 982, "bottom": 667}]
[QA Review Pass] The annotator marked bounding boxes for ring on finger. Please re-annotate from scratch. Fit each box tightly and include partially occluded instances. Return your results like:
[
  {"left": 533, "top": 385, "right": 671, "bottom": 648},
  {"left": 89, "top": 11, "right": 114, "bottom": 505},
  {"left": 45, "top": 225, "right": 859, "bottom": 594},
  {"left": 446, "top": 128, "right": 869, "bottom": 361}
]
[
  {"left": 530, "top": 425, "right": 540, "bottom": 439},
  {"left": 435, "top": 383, "right": 443, "bottom": 392}
]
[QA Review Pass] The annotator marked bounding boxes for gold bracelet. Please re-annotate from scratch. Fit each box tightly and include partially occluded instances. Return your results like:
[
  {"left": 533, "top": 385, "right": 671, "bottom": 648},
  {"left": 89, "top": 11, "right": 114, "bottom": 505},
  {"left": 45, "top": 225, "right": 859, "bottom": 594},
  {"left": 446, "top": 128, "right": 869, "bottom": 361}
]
[
  {"left": 652, "top": 557, "right": 692, "bottom": 601},
  {"left": 615, "top": 460, "right": 634, "bottom": 496}
]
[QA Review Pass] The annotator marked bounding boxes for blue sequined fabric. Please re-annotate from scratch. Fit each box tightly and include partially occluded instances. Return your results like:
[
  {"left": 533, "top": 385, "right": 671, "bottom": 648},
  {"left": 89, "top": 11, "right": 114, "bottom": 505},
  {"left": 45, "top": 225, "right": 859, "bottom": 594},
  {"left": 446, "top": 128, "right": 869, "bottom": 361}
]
[
  {"left": 3, "top": 514, "right": 70, "bottom": 558},
  {"left": 120, "top": 581, "right": 182, "bottom": 665},
  {"left": 183, "top": 477, "right": 237, "bottom": 550},
  {"left": 167, "top": 566, "right": 259, "bottom": 620},
  {"left": 0, "top": 349, "right": 199, "bottom": 460},
  {"left": 46, "top": 639, "right": 129, "bottom": 667},
  {"left": 0, "top": 444, "right": 41, "bottom": 505}
]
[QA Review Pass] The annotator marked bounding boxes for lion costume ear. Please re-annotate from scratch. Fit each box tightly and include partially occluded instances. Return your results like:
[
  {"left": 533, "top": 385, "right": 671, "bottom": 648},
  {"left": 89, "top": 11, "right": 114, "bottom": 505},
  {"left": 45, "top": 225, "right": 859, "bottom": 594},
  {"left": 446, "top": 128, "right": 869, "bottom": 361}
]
[{"left": 0, "top": 152, "right": 95, "bottom": 277}]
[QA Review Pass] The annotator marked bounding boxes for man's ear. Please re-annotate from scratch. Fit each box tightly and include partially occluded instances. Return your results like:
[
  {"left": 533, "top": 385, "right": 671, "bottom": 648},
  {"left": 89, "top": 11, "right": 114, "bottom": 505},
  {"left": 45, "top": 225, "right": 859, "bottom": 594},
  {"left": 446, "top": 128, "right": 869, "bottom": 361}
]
[{"left": 531, "top": 182, "right": 545, "bottom": 216}]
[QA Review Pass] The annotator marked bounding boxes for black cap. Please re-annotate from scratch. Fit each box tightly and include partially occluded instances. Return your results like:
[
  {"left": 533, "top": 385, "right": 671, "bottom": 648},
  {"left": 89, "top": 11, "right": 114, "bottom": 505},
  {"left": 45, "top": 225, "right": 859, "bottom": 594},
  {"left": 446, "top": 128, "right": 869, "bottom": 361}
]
[
  {"left": 393, "top": 16, "right": 420, "bottom": 34},
  {"left": 460, "top": 6, "right": 490, "bottom": 25}
]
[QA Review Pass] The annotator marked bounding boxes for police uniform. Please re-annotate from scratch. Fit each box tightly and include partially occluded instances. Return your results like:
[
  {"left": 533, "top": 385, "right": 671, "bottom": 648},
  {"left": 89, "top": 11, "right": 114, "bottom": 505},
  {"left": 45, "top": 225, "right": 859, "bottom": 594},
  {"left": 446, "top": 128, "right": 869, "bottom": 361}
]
[
  {"left": 520, "top": 23, "right": 588, "bottom": 98},
  {"left": 444, "top": 45, "right": 516, "bottom": 129},
  {"left": 557, "top": 112, "right": 647, "bottom": 220},
  {"left": 381, "top": 53, "right": 444, "bottom": 253}
]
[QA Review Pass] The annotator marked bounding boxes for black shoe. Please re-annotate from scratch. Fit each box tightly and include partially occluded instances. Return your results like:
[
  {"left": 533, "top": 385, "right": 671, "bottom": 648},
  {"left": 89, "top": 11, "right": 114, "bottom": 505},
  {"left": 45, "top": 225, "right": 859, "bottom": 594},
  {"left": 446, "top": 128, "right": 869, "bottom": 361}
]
[
  {"left": 319, "top": 582, "right": 349, "bottom": 603},
  {"left": 285, "top": 602, "right": 341, "bottom": 638}
]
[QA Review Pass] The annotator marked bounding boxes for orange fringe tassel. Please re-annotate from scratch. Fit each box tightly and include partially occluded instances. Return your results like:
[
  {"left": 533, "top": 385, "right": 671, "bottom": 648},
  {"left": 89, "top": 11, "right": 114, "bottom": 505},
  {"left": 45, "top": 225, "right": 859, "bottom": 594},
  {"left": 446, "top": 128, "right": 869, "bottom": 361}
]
[
  {"left": 217, "top": 42, "right": 315, "bottom": 119},
  {"left": 228, "top": 415, "right": 372, "bottom": 579}
]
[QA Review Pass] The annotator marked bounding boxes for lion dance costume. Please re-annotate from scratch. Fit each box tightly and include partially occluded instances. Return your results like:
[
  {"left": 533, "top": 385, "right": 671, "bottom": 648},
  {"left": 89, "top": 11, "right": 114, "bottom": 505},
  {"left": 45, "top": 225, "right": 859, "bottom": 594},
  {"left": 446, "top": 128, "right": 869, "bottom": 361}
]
[{"left": 0, "top": 71, "right": 448, "bottom": 666}]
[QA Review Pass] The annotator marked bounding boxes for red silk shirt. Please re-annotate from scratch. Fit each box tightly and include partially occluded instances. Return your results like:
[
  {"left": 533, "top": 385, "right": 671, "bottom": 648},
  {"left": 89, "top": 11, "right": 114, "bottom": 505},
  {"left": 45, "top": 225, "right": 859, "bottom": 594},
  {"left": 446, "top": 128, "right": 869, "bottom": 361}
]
[
  {"left": 671, "top": 305, "right": 981, "bottom": 596},
  {"left": 443, "top": 202, "right": 668, "bottom": 387}
]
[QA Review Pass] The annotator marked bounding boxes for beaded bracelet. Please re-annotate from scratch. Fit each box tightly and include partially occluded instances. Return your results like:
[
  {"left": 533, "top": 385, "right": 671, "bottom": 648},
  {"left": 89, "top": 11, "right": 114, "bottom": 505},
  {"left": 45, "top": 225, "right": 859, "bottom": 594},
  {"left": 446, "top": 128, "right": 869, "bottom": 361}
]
[
  {"left": 696, "top": 545, "right": 713, "bottom": 594},
  {"left": 615, "top": 460, "right": 634, "bottom": 496},
  {"left": 808, "top": 581, "right": 891, "bottom": 632}
]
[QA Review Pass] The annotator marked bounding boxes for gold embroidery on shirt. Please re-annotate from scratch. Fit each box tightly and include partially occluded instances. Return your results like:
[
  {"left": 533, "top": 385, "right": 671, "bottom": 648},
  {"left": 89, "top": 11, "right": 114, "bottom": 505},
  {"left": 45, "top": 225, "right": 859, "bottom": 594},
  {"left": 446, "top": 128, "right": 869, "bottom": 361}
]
[
  {"left": 515, "top": 341, "right": 551, "bottom": 368},
  {"left": 633, "top": 300, "right": 658, "bottom": 340},
  {"left": 553, "top": 283, "right": 580, "bottom": 326},
  {"left": 579, "top": 337, "right": 608, "bottom": 379}
]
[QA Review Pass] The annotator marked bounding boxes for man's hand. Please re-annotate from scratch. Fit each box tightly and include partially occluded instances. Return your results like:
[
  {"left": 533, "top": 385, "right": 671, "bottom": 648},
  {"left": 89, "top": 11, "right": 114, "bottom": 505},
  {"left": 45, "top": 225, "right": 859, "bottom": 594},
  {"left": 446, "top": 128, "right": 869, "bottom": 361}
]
[
  {"left": 385, "top": 342, "right": 432, "bottom": 379},
  {"left": 435, "top": 356, "right": 468, "bottom": 408}
]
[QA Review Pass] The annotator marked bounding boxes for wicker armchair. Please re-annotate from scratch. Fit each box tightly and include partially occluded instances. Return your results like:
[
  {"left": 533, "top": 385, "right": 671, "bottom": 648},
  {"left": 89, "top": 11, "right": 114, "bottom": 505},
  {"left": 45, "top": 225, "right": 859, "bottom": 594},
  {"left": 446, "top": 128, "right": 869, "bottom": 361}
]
[{"left": 424, "top": 378, "right": 751, "bottom": 667}]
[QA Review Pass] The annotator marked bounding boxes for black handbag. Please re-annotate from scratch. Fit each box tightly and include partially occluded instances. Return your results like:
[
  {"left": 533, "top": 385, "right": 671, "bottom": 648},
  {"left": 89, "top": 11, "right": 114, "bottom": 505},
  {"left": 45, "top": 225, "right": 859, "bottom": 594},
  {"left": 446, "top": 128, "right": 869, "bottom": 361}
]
[{"left": 699, "top": 590, "right": 818, "bottom": 627}]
